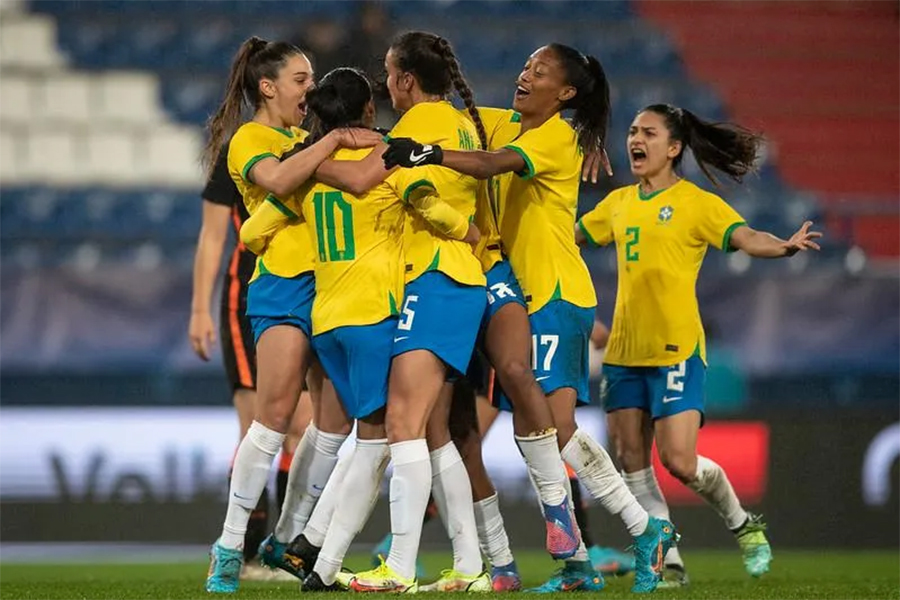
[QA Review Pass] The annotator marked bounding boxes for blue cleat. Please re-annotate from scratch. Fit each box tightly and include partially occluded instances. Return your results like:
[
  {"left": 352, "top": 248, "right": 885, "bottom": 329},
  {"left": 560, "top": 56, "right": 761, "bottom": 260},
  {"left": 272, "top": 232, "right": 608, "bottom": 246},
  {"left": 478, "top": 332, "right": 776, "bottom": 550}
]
[
  {"left": 631, "top": 517, "right": 677, "bottom": 593},
  {"left": 490, "top": 562, "right": 522, "bottom": 591},
  {"left": 370, "top": 533, "right": 426, "bottom": 579},
  {"left": 525, "top": 561, "right": 604, "bottom": 593},
  {"left": 542, "top": 497, "right": 581, "bottom": 560},
  {"left": 206, "top": 541, "right": 243, "bottom": 593},
  {"left": 588, "top": 545, "right": 635, "bottom": 575}
]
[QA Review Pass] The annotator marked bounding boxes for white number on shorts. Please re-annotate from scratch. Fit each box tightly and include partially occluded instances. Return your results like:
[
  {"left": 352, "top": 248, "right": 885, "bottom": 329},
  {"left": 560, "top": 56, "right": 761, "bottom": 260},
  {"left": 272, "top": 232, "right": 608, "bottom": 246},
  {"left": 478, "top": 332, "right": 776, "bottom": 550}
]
[
  {"left": 666, "top": 361, "right": 686, "bottom": 393},
  {"left": 531, "top": 334, "right": 559, "bottom": 372},
  {"left": 397, "top": 295, "right": 419, "bottom": 331}
]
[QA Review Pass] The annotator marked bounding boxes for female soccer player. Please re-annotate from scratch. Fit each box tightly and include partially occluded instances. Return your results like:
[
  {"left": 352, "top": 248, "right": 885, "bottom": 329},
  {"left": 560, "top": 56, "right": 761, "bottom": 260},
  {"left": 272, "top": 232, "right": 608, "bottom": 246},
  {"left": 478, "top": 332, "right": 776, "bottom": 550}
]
[
  {"left": 311, "top": 32, "right": 492, "bottom": 593},
  {"left": 577, "top": 104, "right": 820, "bottom": 584},
  {"left": 239, "top": 66, "right": 478, "bottom": 592},
  {"left": 384, "top": 43, "right": 676, "bottom": 593},
  {"left": 189, "top": 140, "right": 314, "bottom": 580},
  {"left": 202, "top": 37, "right": 380, "bottom": 594}
]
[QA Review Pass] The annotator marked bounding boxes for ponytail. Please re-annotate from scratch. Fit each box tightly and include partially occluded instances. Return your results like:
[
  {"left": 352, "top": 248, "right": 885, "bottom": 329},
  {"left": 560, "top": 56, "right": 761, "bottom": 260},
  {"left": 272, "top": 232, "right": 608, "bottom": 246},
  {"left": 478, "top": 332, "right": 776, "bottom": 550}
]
[
  {"left": 643, "top": 104, "right": 763, "bottom": 184},
  {"left": 549, "top": 43, "right": 611, "bottom": 157},
  {"left": 202, "top": 36, "right": 305, "bottom": 176}
]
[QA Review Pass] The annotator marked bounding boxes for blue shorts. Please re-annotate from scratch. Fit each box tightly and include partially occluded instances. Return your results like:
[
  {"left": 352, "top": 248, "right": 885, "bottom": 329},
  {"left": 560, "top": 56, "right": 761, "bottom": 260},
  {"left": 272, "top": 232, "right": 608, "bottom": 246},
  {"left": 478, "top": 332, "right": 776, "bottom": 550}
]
[
  {"left": 483, "top": 260, "right": 527, "bottom": 325},
  {"left": 312, "top": 318, "right": 395, "bottom": 419},
  {"left": 495, "top": 300, "right": 594, "bottom": 411},
  {"left": 392, "top": 271, "right": 486, "bottom": 376},
  {"left": 246, "top": 272, "right": 315, "bottom": 345},
  {"left": 601, "top": 355, "right": 706, "bottom": 420}
]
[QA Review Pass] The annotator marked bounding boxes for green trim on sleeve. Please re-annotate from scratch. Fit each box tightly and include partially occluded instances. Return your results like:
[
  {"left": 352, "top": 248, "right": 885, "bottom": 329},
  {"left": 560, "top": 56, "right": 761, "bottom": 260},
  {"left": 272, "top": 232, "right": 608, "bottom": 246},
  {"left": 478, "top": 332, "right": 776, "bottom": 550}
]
[
  {"left": 503, "top": 144, "right": 535, "bottom": 180},
  {"left": 722, "top": 221, "right": 747, "bottom": 253},
  {"left": 577, "top": 219, "right": 600, "bottom": 247},
  {"left": 402, "top": 179, "right": 437, "bottom": 203},
  {"left": 265, "top": 194, "right": 300, "bottom": 220},
  {"left": 242, "top": 152, "right": 276, "bottom": 182}
]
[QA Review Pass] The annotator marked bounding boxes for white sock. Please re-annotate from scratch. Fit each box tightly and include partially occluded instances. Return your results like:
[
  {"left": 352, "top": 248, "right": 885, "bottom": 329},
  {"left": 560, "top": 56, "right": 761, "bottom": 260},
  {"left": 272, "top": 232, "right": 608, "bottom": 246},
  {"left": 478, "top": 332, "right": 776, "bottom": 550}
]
[
  {"left": 473, "top": 494, "right": 515, "bottom": 568},
  {"left": 273, "top": 424, "right": 347, "bottom": 543},
  {"left": 386, "top": 439, "right": 432, "bottom": 581},
  {"left": 430, "top": 442, "right": 482, "bottom": 576},
  {"left": 623, "top": 467, "right": 683, "bottom": 567},
  {"left": 315, "top": 438, "right": 390, "bottom": 585},
  {"left": 303, "top": 442, "right": 355, "bottom": 548},
  {"left": 561, "top": 429, "right": 649, "bottom": 538},
  {"left": 220, "top": 421, "right": 285, "bottom": 549},
  {"left": 515, "top": 430, "right": 568, "bottom": 505},
  {"left": 687, "top": 455, "right": 748, "bottom": 531}
]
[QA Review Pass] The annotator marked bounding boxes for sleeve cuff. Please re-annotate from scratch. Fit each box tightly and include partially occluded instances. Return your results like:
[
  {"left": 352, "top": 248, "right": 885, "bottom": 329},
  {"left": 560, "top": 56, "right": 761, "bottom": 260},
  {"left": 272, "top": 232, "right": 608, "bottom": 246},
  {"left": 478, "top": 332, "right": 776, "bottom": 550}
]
[
  {"left": 241, "top": 152, "right": 276, "bottom": 182},
  {"left": 265, "top": 195, "right": 300, "bottom": 220},
  {"left": 722, "top": 221, "right": 747, "bottom": 253},
  {"left": 577, "top": 219, "right": 600, "bottom": 247},
  {"left": 503, "top": 144, "right": 536, "bottom": 180}
]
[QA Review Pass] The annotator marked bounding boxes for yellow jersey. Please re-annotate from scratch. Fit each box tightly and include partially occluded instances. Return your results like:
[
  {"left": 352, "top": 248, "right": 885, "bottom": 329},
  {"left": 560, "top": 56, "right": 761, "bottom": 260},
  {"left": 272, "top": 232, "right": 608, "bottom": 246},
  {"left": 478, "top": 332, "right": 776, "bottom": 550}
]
[
  {"left": 492, "top": 112, "right": 597, "bottom": 314},
  {"left": 227, "top": 122, "right": 315, "bottom": 280},
  {"left": 388, "top": 101, "right": 485, "bottom": 287},
  {"left": 577, "top": 179, "right": 746, "bottom": 366},
  {"left": 298, "top": 147, "right": 405, "bottom": 335}
]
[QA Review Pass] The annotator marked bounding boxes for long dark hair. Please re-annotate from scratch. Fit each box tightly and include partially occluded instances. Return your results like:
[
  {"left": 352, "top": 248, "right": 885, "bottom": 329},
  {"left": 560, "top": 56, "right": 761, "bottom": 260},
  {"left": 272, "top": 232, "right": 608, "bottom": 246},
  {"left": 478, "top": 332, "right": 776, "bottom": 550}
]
[
  {"left": 202, "top": 36, "right": 305, "bottom": 175},
  {"left": 306, "top": 68, "right": 373, "bottom": 143},
  {"left": 389, "top": 31, "right": 489, "bottom": 154},
  {"left": 642, "top": 104, "right": 763, "bottom": 184},
  {"left": 547, "top": 43, "right": 610, "bottom": 157}
]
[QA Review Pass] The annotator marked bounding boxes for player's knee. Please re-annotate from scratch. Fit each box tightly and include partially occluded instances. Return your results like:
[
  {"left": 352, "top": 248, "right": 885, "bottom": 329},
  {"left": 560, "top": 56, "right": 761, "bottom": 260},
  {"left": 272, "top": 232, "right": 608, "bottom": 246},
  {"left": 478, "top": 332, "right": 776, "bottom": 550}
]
[
  {"left": 497, "top": 358, "right": 533, "bottom": 390},
  {"left": 659, "top": 450, "right": 697, "bottom": 484}
]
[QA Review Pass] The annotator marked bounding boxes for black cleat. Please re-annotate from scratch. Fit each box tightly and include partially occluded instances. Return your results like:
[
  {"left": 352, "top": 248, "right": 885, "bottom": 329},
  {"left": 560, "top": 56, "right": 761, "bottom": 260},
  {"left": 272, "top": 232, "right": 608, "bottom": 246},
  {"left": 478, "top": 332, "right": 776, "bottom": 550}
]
[
  {"left": 282, "top": 533, "right": 320, "bottom": 579},
  {"left": 302, "top": 570, "right": 344, "bottom": 592}
]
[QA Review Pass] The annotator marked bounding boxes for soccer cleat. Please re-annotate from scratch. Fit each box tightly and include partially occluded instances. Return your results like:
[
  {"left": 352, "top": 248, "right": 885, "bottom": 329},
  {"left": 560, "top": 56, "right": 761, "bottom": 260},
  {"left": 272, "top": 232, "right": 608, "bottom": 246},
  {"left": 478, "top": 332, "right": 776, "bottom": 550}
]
[
  {"left": 631, "top": 517, "right": 678, "bottom": 593},
  {"left": 206, "top": 541, "right": 244, "bottom": 593},
  {"left": 655, "top": 564, "right": 690, "bottom": 589},
  {"left": 490, "top": 563, "right": 522, "bottom": 591},
  {"left": 257, "top": 533, "right": 304, "bottom": 579},
  {"left": 735, "top": 513, "right": 772, "bottom": 577},
  {"left": 302, "top": 570, "right": 344, "bottom": 592},
  {"left": 334, "top": 569, "right": 357, "bottom": 589},
  {"left": 371, "top": 533, "right": 427, "bottom": 579},
  {"left": 350, "top": 559, "right": 418, "bottom": 593},
  {"left": 587, "top": 545, "right": 635, "bottom": 576},
  {"left": 420, "top": 569, "right": 492, "bottom": 592},
  {"left": 524, "top": 561, "right": 604, "bottom": 593},
  {"left": 542, "top": 497, "right": 581, "bottom": 560}
]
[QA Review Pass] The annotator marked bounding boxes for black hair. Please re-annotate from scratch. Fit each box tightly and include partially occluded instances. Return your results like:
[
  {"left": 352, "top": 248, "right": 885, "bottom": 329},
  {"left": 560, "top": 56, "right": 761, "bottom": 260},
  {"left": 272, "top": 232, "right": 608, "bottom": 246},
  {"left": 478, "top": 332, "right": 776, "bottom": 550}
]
[
  {"left": 547, "top": 43, "right": 611, "bottom": 157},
  {"left": 641, "top": 104, "right": 763, "bottom": 184},
  {"left": 203, "top": 36, "right": 306, "bottom": 175},
  {"left": 305, "top": 67, "right": 373, "bottom": 143}
]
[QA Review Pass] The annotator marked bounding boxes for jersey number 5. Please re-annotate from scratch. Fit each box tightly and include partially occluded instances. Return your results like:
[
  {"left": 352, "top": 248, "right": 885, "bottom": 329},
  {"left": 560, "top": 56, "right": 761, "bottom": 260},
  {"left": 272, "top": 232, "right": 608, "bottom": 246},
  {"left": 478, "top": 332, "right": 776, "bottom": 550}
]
[{"left": 313, "top": 191, "right": 355, "bottom": 262}]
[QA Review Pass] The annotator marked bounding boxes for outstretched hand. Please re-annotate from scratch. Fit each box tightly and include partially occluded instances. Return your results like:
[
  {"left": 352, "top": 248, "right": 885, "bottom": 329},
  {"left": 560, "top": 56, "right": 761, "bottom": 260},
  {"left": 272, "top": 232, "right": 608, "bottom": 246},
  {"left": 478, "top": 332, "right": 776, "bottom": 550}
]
[
  {"left": 783, "top": 220, "right": 822, "bottom": 256},
  {"left": 383, "top": 138, "right": 444, "bottom": 169}
]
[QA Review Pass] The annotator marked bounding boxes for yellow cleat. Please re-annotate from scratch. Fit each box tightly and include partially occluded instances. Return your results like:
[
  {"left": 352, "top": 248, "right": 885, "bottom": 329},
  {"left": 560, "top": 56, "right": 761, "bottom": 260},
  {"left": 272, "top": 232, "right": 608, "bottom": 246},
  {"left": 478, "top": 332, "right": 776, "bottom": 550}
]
[
  {"left": 334, "top": 569, "right": 356, "bottom": 589},
  {"left": 419, "top": 569, "right": 492, "bottom": 592},
  {"left": 350, "top": 559, "right": 418, "bottom": 593}
]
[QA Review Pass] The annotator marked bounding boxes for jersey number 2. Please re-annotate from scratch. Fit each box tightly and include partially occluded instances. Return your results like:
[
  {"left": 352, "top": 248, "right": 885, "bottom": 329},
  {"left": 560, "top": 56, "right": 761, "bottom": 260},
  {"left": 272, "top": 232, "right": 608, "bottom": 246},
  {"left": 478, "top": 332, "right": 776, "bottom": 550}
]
[
  {"left": 313, "top": 191, "right": 355, "bottom": 262},
  {"left": 625, "top": 226, "right": 640, "bottom": 262}
]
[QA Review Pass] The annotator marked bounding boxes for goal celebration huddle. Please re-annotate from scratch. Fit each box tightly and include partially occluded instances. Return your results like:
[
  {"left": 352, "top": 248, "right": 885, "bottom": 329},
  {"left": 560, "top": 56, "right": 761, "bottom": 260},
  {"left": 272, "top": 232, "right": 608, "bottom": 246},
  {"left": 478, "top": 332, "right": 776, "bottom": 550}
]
[{"left": 196, "top": 28, "right": 821, "bottom": 596}]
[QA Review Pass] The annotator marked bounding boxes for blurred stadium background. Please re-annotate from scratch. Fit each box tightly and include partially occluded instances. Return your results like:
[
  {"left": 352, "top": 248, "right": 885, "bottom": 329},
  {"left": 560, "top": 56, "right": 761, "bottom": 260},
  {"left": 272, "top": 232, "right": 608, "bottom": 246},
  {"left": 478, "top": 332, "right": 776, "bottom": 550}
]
[{"left": 0, "top": 0, "right": 897, "bottom": 557}]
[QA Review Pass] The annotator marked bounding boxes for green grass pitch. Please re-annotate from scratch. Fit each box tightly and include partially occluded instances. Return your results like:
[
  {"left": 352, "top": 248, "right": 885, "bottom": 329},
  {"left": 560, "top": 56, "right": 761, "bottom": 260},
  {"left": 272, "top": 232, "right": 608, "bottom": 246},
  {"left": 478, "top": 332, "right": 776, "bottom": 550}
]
[{"left": 1, "top": 550, "right": 897, "bottom": 599}]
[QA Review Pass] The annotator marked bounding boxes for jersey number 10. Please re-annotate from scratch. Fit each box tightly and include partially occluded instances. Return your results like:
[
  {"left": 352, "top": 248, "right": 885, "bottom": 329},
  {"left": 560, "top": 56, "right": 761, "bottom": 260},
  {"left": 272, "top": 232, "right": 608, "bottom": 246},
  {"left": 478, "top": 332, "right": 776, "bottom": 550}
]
[{"left": 313, "top": 191, "right": 355, "bottom": 262}]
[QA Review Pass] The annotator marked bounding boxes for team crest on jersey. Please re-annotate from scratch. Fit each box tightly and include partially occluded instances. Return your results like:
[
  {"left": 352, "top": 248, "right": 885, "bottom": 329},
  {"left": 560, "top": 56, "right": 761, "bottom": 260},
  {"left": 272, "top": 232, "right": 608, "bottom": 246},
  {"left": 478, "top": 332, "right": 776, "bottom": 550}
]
[{"left": 658, "top": 205, "right": 674, "bottom": 223}]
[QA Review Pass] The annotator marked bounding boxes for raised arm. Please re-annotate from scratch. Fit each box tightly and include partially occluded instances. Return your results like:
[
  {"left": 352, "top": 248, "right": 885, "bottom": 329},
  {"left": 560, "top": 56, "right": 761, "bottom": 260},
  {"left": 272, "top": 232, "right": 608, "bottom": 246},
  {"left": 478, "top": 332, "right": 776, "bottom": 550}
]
[
  {"left": 729, "top": 220, "right": 822, "bottom": 258},
  {"left": 383, "top": 138, "right": 525, "bottom": 180},
  {"left": 249, "top": 128, "right": 382, "bottom": 197}
]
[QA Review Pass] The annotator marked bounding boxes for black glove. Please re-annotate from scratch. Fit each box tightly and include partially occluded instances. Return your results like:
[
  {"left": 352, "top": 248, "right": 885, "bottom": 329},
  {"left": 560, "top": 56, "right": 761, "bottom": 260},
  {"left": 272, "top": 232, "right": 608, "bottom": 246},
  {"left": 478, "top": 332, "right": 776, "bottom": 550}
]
[{"left": 383, "top": 137, "right": 443, "bottom": 169}]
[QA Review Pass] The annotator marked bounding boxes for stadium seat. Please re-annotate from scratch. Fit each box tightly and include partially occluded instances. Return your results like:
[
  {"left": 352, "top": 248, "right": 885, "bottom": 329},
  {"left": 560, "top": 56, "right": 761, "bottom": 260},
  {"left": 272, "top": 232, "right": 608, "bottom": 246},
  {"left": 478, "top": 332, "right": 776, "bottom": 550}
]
[
  {"left": 0, "top": 75, "right": 35, "bottom": 125},
  {"left": 37, "top": 74, "right": 94, "bottom": 125}
]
